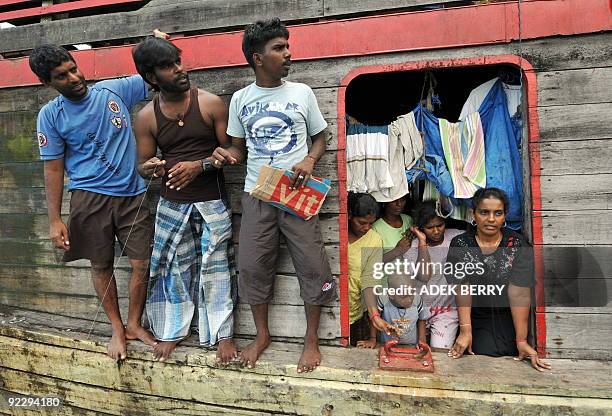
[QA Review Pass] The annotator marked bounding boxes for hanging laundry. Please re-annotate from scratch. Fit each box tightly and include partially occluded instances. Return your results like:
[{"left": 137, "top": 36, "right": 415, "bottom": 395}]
[
  {"left": 371, "top": 112, "right": 423, "bottom": 202},
  {"left": 478, "top": 80, "right": 523, "bottom": 230},
  {"left": 407, "top": 105, "right": 482, "bottom": 200},
  {"left": 439, "top": 111, "right": 486, "bottom": 198},
  {"left": 406, "top": 104, "right": 454, "bottom": 197},
  {"left": 423, "top": 180, "right": 474, "bottom": 224},
  {"left": 346, "top": 122, "right": 394, "bottom": 193},
  {"left": 459, "top": 77, "right": 523, "bottom": 120}
]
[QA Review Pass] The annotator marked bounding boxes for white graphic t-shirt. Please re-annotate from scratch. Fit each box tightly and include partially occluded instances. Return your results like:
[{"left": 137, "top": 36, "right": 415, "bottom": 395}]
[{"left": 227, "top": 81, "right": 327, "bottom": 192}]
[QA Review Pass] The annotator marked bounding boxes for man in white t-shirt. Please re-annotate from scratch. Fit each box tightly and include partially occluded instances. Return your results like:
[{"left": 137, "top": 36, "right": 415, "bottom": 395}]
[{"left": 212, "top": 18, "right": 335, "bottom": 373}]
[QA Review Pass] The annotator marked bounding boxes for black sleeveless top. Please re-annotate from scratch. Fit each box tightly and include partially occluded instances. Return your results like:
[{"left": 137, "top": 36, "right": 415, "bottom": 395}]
[{"left": 153, "top": 88, "right": 226, "bottom": 203}]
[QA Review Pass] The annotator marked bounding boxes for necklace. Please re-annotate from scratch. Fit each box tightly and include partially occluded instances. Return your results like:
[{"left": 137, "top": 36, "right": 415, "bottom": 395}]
[
  {"left": 476, "top": 233, "right": 503, "bottom": 249},
  {"left": 160, "top": 91, "right": 190, "bottom": 127}
]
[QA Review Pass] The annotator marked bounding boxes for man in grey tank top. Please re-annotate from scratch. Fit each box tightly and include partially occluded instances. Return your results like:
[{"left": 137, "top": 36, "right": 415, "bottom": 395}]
[
  {"left": 132, "top": 36, "right": 238, "bottom": 363},
  {"left": 212, "top": 18, "right": 336, "bottom": 373}
]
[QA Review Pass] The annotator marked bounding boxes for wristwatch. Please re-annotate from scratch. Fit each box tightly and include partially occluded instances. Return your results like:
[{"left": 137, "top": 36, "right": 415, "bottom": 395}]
[{"left": 201, "top": 159, "right": 215, "bottom": 172}]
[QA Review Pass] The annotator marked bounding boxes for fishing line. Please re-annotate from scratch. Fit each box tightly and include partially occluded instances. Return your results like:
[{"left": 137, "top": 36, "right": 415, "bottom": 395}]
[{"left": 86, "top": 166, "right": 158, "bottom": 340}]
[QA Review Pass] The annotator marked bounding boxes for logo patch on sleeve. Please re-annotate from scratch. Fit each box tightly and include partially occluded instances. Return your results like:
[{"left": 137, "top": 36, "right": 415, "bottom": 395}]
[
  {"left": 321, "top": 282, "right": 334, "bottom": 292},
  {"left": 37, "top": 132, "right": 48, "bottom": 147},
  {"left": 110, "top": 116, "right": 123, "bottom": 129},
  {"left": 107, "top": 100, "right": 121, "bottom": 113}
]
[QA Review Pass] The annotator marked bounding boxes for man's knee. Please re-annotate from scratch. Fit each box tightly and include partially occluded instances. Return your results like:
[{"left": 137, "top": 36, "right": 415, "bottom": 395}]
[
  {"left": 90, "top": 262, "right": 113, "bottom": 279},
  {"left": 130, "top": 259, "right": 150, "bottom": 278}
]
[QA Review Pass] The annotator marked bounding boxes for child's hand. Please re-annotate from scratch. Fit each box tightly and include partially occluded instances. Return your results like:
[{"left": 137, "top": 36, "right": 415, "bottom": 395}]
[{"left": 356, "top": 338, "right": 377, "bottom": 349}]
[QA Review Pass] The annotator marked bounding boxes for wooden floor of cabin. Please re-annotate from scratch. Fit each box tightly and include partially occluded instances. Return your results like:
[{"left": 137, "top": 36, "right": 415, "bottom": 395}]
[{"left": 0, "top": 306, "right": 611, "bottom": 415}]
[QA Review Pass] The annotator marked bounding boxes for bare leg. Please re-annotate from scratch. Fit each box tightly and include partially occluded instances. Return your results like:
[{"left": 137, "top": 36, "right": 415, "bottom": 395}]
[
  {"left": 298, "top": 303, "right": 322, "bottom": 373},
  {"left": 124, "top": 259, "right": 157, "bottom": 347},
  {"left": 91, "top": 263, "right": 126, "bottom": 361},
  {"left": 239, "top": 304, "right": 271, "bottom": 368}
]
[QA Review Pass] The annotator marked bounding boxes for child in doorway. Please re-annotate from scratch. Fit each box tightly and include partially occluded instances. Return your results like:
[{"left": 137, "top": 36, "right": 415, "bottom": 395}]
[
  {"left": 406, "top": 200, "right": 463, "bottom": 349},
  {"left": 372, "top": 196, "right": 414, "bottom": 263},
  {"left": 376, "top": 274, "right": 430, "bottom": 346}
]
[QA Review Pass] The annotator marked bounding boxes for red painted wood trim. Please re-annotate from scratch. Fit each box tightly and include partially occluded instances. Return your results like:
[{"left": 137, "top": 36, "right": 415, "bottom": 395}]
[
  {"left": 0, "top": 0, "right": 144, "bottom": 22},
  {"left": 336, "top": 55, "right": 547, "bottom": 354},
  {"left": 1, "top": 0, "right": 610, "bottom": 88},
  {"left": 337, "top": 85, "right": 350, "bottom": 344},
  {"left": 0, "top": 0, "right": 33, "bottom": 7}
]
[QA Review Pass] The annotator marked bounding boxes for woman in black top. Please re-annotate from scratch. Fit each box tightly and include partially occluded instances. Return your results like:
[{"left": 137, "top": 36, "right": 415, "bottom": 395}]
[{"left": 446, "top": 188, "right": 550, "bottom": 371}]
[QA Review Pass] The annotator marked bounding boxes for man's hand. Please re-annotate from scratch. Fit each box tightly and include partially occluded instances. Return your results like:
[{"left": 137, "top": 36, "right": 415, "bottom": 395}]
[
  {"left": 290, "top": 156, "right": 315, "bottom": 189},
  {"left": 166, "top": 161, "right": 202, "bottom": 190},
  {"left": 49, "top": 219, "right": 70, "bottom": 251},
  {"left": 211, "top": 147, "right": 238, "bottom": 168},
  {"left": 139, "top": 157, "right": 166, "bottom": 178}
]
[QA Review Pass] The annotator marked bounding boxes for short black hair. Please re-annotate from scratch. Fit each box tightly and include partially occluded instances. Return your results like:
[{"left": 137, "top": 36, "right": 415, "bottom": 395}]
[
  {"left": 413, "top": 200, "right": 440, "bottom": 229},
  {"left": 132, "top": 37, "right": 181, "bottom": 91},
  {"left": 242, "top": 18, "right": 289, "bottom": 70},
  {"left": 348, "top": 192, "right": 379, "bottom": 218},
  {"left": 473, "top": 187, "right": 510, "bottom": 213},
  {"left": 29, "top": 44, "right": 75, "bottom": 82}
]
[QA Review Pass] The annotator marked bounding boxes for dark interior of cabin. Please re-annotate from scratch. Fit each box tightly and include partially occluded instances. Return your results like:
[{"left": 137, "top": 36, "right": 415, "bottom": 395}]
[{"left": 346, "top": 65, "right": 522, "bottom": 124}]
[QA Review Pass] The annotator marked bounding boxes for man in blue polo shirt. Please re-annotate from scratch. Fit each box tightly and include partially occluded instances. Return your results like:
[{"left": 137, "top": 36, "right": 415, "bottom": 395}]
[{"left": 30, "top": 43, "right": 156, "bottom": 361}]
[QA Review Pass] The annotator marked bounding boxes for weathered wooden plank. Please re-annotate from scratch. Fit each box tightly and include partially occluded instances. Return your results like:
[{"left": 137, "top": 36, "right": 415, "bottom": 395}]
[
  {"left": 538, "top": 210, "right": 612, "bottom": 246},
  {"left": 0, "top": 289, "right": 340, "bottom": 339},
  {"left": 540, "top": 174, "right": 612, "bottom": 210},
  {"left": 537, "top": 67, "right": 612, "bottom": 107},
  {"left": 0, "top": 237, "right": 340, "bottom": 273},
  {"left": 0, "top": 112, "right": 38, "bottom": 163},
  {"left": 0, "top": 367, "right": 272, "bottom": 416},
  {"left": 538, "top": 103, "right": 612, "bottom": 142},
  {"left": 0, "top": 265, "right": 339, "bottom": 307},
  {"left": 545, "top": 312, "right": 612, "bottom": 353},
  {"left": 323, "top": 0, "right": 456, "bottom": 16},
  {"left": 534, "top": 139, "right": 612, "bottom": 176},
  {"left": 0, "top": 328, "right": 611, "bottom": 414},
  {"left": 0, "top": 88, "right": 39, "bottom": 113},
  {"left": 0, "top": 185, "right": 340, "bottom": 219},
  {"left": 0, "top": 32, "right": 610, "bottom": 109},
  {"left": 545, "top": 279, "right": 612, "bottom": 311},
  {"left": 0, "top": 209, "right": 340, "bottom": 245},
  {"left": 189, "top": 33, "right": 612, "bottom": 93},
  {"left": 0, "top": 0, "right": 324, "bottom": 54},
  {"left": 3, "top": 307, "right": 612, "bottom": 399},
  {"left": 545, "top": 348, "right": 612, "bottom": 361}
]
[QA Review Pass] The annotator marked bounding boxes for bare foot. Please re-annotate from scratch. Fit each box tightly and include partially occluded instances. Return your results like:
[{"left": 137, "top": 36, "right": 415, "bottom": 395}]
[
  {"left": 356, "top": 338, "right": 377, "bottom": 349},
  {"left": 216, "top": 338, "right": 238, "bottom": 365},
  {"left": 239, "top": 333, "right": 271, "bottom": 368},
  {"left": 153, "top": 340, "right": 179, "bottom": 362},
  {"left": 297, "top": 336, "right": 321, "bottom": 373},
  {"left": 125, "top": 323, "right": 157, "bottom": 347},
  {"left": 108, "top": 329, "right": 127, "bottom": 361}
]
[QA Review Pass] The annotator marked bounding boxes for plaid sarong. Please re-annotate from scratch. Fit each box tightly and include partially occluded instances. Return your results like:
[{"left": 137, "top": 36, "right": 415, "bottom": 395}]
[{"left": 146, "top": 197, "right": 236, "bottom": 346}]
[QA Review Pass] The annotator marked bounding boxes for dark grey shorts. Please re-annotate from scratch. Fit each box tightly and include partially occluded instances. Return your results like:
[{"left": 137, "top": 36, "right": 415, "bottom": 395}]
[
  {"left": 238, "top": 193, "right": 336, "bottom": 306},
  {"left": 63, "top": 190, "right": 153, "bottom": 265}
]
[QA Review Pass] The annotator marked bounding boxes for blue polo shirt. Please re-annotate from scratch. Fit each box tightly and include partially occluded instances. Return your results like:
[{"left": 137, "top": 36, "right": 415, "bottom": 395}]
[{"left": 36, "top": 75, "right": 148, "bottom": 196}]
